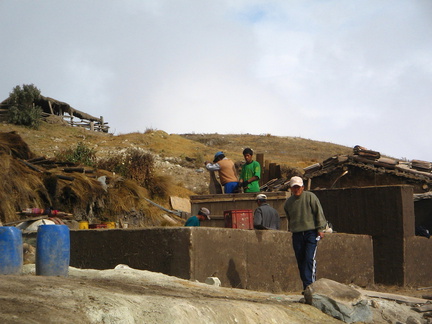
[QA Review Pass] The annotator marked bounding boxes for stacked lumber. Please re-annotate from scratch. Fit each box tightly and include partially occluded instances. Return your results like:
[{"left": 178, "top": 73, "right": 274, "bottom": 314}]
[
  {"left": 322, "top": 156, "right": 339, "bottom": 169},
  {"left": 304, "top": 163, "right": 321, "bottom": 174},
  {"left": 374, "top": 157, "right": 398, "bottom": 169},
  {"left": 321, "top": 155, "right": 348, "bottom": 169},
  {"left": 260, "top": 178, "right": 289, "bottom": 192},
  {"left": 412, "top": 159, "right": 432, "bottom": 172},
  {"left": 353, "top": 145, "right": 380, "bottom": 160}
]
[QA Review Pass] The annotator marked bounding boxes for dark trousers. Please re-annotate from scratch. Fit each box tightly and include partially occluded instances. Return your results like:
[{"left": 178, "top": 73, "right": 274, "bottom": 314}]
[{"left": 292, "top": 230, "right": 318, "bottom": 290}]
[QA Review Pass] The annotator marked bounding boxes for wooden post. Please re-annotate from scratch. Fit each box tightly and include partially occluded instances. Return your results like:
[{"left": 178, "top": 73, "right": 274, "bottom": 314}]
[
  {"left": 269, "top": 163, "right": 277, "bottom": 180},
  {"left": 256, "top": 153, "right": 264, "bottom": 185},
  {"left": 48, "top": 100, "right": 54, "bottom": 115},
  {"left": 90, "top": 121, "right": 94, "bottom": 132}
]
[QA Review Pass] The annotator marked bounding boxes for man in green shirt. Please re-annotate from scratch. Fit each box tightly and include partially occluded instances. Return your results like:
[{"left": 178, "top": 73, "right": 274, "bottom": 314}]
[
  {"left": 284, "top": 176, "right": 327, "bottom": 291},
  {"left": 239, "top": 148, "right": 261, "bottom": 193}
]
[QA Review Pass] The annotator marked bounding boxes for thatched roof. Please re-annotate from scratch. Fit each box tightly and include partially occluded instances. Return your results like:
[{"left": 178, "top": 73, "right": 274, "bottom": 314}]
[
  {"left": 1, "top": 95, "right": 102, "bottom": 122},
  {"left": 0, "top": 131, "right": 179, "bottom": 226},
  {"left": 303, "top": 145, "right": 432, "bottom": 192}
]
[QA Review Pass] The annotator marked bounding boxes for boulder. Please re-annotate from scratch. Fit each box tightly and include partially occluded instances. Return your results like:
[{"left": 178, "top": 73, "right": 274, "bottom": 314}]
[{"left": 304, "top": 278, "right": 372, "bottom": 323}]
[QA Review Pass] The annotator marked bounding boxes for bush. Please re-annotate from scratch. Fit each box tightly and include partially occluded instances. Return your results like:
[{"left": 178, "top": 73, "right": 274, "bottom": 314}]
[
  {"left": 97, "top": 148, "right": 171, "bottom": 198},
  {"left": 56, "top": 142, "right": 96, "bottom": 166},
  {"left": 7, "top": 84, "right": 43, "bottom": 129}
]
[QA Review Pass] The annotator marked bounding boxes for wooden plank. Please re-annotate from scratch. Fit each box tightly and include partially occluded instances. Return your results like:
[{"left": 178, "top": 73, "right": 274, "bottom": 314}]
[
  {"left": 358, "top": 289, "right": 429, "bottom": 305},
  {"left": 3, "top": 216, "right": 48, "bottom": 226},
  {"left": 209, "top": 171, "right": 223, "bottom": 194},
  {"left": 413, "top": 304, "right": 432, "bottom": 312},
  {"left": 170, "top": 196, "right": 191, "bottom": 213},
  {"left": 19, "top": 159, "right": 43, "bottom": 173}
]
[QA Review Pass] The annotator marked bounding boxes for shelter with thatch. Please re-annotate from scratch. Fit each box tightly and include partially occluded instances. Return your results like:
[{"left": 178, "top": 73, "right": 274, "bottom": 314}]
[
  {"left": 0, "top": 95, "right": 109, "bottom": 132},
  {"left": 303, "top": 145, "right": 432, "bottom": 234},
  {"left": 303, "top": 145, "right": 432, "bottom": 193}
]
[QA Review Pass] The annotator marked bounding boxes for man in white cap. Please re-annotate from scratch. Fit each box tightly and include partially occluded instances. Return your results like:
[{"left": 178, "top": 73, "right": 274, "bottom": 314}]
[
  {"left": 254, "top": 193, "right": 280, "bottom": 230},
  {"left": 284, "top": 176, "right": 327, "bottom": 291},
  {"left": 184, "top": 207, "right": 211, "bottom": 227}
]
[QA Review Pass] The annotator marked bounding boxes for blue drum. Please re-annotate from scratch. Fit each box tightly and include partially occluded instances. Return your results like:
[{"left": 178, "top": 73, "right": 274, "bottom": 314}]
[
  {"left": 0, "top": 226, "right": 23, "bottom": 275},
  {"left": 36, "top": 225, "right": 70, "bottom": 276}
]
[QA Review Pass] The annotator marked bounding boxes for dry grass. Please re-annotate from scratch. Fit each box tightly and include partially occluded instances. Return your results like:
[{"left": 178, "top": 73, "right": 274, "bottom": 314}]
[
  {"left": 0, "top": 123, "right": 354, "bottom": 170},
  {"left": 0, "top": 121, "right": 356, "bottom": 226},
  {"left": 0, "top": 153, "right": 49, "bottom": 223},
  {"left": 181, "top": 133, "right": 353, "bottom": 169}
]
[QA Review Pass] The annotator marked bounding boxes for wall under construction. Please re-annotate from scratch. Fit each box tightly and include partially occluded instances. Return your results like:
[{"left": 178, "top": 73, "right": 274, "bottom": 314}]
[
  {"left": 68, "top": 229, "right": 373, "bottom": 292},
  {"left": 313, "top": 185, "right": 432, "bottom": 286}
]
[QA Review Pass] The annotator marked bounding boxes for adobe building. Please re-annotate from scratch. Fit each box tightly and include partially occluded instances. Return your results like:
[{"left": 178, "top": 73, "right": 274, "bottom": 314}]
[{"left": 303, "top": 145, "right": 432, "bottom": 234}]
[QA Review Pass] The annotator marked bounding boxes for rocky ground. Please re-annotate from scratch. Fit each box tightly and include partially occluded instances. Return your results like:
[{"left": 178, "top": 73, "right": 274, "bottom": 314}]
[{"left": 0, "top": 264, "right": 431, "bottom": 324}]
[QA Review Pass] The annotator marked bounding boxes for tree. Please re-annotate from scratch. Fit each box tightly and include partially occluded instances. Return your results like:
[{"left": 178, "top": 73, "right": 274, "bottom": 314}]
[{"left": 7, "top": 84, "right": 43, "bottom": 129}]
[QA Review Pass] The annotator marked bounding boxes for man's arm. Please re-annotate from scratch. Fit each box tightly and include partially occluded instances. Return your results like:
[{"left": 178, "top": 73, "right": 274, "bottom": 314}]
[{"left": 205, "top": 162, "right": 221, "bottom": 171}]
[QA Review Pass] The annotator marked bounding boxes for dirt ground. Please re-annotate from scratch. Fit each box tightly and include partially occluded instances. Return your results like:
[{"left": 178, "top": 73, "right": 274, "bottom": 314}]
[
  {"left": 0, "top": 265, "right": 430, "bottom": 324},
  {"left": 0, "top": 265, "right": 338, "bottom": 324}
]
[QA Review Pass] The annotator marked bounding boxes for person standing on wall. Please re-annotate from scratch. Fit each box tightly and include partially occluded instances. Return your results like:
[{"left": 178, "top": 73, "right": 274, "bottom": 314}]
[
  {"left": 253, "top": 194, "right": 280, "bottom": 230},
  {"left": 284, "top": 176, "right": 327, "bottom": 291},
  {"left": 239, "top": 148, "right": 261, "bottom": 193},
  {"left": 184, "top": 208, "right": 211, "bottom": 227},
  {"left": 204, "top": 151, "right": 239, "bottom": 194}
]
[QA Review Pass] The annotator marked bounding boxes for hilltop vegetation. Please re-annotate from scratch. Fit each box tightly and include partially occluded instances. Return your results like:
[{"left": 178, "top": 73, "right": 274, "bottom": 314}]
[
  {"left": 0, "top": 120, "right": 353, "bottom": 224},
  {"left": 0, "top": 122, "right": 352, "bottom": 169}
]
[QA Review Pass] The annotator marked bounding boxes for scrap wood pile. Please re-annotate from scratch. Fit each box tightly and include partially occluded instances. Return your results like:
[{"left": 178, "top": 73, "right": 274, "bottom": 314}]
[
  {"left": 303, "top": 144, "right": 432, "bottom": 181},
  {"left": 260, "top": 178, "right": 290, "bottom": 192},
  {"left": 0, "top": 131, "right": 179, "bottom": 227}
]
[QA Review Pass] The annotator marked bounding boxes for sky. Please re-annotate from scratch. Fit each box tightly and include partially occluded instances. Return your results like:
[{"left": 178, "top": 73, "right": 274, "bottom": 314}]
[{"left": 1, "top": 0, "right": 432, "bottom": 161}]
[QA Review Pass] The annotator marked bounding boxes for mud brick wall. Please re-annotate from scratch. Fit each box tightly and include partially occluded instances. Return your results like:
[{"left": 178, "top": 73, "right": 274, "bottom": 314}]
[
  {"left": 312, "top": 185, "right": 415, "bottom": 285},
  {"left": 69, "top": 228, "right": 192, "bottom": 278},
  {"left": 405, "top": 236, "right": 432, "bottom": 287},
  {"left": 190, "top": 192, "right": 289, "bottom": 230},
  {"left": 69, "top": 228, "right": 373, "bottom": 292}
]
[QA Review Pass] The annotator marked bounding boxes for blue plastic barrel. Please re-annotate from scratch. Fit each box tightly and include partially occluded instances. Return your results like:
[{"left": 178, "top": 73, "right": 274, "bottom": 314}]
[
  {"left": 36, "top": 225, "right": 70, "bottom": 276},
  {"left": 0, "top": 226, "right": 23, "bottom": 275}
]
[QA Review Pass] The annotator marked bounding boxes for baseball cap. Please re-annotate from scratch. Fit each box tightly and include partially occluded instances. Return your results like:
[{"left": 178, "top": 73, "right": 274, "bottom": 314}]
[
  {"left": 255, "top": 193, "right": 267, "bottom": 201},
  {"left": 199, "top": 207, "right": 211, "bottom": 220},
  {"left": 289, "top": 176, "right": 304, "bottom": 187},
  {"left": 213, "top": 151, "right": 224, "bottom": 163}
]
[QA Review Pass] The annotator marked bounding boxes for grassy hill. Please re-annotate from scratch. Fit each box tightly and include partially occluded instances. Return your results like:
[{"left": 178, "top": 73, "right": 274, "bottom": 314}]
[
  {"left": 0, "top": 121, "right": 354, "bottom": 225},
  {"left": 0, "top": 122, "right": 353, "bottom": 170}
]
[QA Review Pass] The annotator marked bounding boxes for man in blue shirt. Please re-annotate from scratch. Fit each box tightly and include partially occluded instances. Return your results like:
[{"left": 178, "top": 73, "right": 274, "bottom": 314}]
[{"left": 185, "top": 207, "right": 211, "bottom": 226}]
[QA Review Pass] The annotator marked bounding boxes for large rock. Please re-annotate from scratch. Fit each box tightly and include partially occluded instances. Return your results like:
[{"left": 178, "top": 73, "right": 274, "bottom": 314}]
[{"left": 304, "top": 278, "right": 372, "bottom": 323}]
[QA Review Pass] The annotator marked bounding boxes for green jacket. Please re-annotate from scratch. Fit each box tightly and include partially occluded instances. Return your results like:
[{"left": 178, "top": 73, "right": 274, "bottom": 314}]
[{"left": 284, "top": 191, "right": 327, "bottom": 233}]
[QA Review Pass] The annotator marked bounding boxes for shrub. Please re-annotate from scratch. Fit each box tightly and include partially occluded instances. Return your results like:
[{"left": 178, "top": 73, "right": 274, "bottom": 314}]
[
  {"left": 7, "top": 84, "right": 43, "bottom": 129},
  {"left": 56, "top": 142, "right": 96, "bottom": 166},
  {"left": 97, "top": 148, "right": 171, "bottom": 199}
]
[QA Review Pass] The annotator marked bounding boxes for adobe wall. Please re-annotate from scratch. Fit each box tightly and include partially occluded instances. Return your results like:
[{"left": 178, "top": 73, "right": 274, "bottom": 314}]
[
  {"left": 69, "top": 228, "right": 192, "bottom": 278},
  {"left": 313, "top": 185, "right": 415, "bottom": 285},
  {"left": 67, "top": 228, "right": 373, "bottom": 293},
  {"left": 190, "top": 192, "right": 289, "bottom": 229},
  {"left": 405, "top": 236, "right": 432, "bottom": 286}
]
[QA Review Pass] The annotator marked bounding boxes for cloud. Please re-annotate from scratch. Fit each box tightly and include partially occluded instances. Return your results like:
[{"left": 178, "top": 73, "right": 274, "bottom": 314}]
[{"left": 1, "top": 0, "right": 432, "bottom": 161}]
